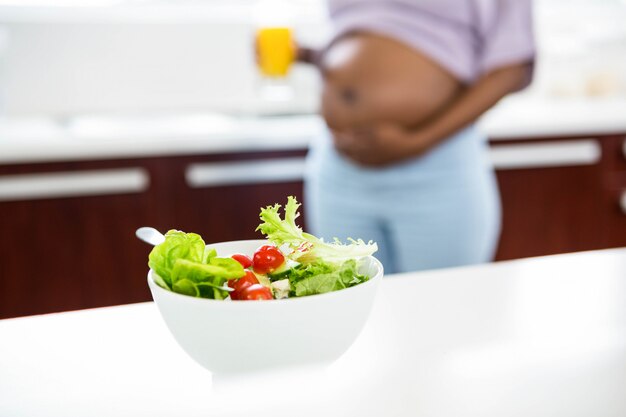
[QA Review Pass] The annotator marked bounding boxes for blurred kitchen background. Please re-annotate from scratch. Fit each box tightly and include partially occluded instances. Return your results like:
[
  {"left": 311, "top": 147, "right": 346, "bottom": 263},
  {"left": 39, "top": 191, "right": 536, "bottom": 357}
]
[{"left": 1, "top": 0, "right": 625, "bottom": 319}]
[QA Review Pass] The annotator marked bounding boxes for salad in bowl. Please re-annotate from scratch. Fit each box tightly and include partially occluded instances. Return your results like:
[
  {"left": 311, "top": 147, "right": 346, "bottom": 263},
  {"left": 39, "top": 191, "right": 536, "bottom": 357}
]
[
  {"left": 148, "top": 196, "right": 379, "bottom": 301},
  {"left": 145, "top": 197, "right": 383, "bottom": 374}
]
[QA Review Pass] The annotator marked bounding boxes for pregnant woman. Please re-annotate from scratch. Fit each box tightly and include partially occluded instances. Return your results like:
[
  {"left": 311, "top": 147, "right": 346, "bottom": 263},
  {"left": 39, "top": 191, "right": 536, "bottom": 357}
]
[{"left": 300, "top": 0, "right": 535, "bottom": 274}]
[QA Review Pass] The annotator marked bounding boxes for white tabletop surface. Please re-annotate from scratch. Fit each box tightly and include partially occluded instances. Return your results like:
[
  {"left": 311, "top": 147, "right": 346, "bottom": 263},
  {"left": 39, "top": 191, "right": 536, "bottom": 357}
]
[
  {"left": 1, "top": 96, "right": 625, "bottom": 165},
  {"left": 1, "top": 248, "right": 626, "bottom": 417}
]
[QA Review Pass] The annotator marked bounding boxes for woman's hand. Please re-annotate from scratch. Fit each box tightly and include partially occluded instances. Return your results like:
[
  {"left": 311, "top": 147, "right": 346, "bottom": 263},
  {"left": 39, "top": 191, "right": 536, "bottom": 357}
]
[
  {"left": 332, "top": 123, "right": 433, "bottom": 167},
  {"left": 296, "top": 46, "right": 322, "bottom": 66}
]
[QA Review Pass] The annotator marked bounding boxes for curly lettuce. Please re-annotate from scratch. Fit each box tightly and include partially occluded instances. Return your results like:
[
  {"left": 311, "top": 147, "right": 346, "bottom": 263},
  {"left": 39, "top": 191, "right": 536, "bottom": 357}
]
[
  {"left": 256, "top": 196, "right": 378, "bottom": 264},
  {"left": 256, "top": 197, "right": 376, "bottom": 296}
]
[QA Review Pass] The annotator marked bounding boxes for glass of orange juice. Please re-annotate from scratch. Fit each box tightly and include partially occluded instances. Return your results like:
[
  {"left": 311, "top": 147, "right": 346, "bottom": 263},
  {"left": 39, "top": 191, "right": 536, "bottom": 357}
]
[
  {"left": 254, "top": 0, "right": 296, "bottom": 103},
  {"left": 256, "top": 26, "right": 295, "bottom": 78}
]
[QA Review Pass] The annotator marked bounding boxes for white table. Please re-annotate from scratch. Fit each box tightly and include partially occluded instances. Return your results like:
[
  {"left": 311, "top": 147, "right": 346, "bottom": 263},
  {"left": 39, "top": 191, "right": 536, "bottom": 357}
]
[{"left": 2, "top": 249, "right": 625, "bottom": 417}]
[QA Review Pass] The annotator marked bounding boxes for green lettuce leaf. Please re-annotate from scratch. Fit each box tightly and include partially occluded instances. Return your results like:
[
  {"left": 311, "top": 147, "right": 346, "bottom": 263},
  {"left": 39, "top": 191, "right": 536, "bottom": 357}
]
[
  {"left": 293, "top": 259, "right": 368, "bottom": 297},
  {"left": 170, "top": 258, "right": 244, "bottom": 299},
  {"left": 171, "top": 258, "right": 244, "bottom": 283},
  {"left": 148, "top": 230, "right": 244, "bottom": 299},
  {"left": 282, "top": 259, "right": 334, "bottom": 284},
  {"left": 172, "top": 279, "right": 199, "bottom": 297},
  {"left": 148, "top": 230, "right": 206, "bottom": 288},
  {"left": 256, "top": 196, "right": 378, "bottom": 264},
  {"left": 203, "top": 247, "right": 217, "bottom": 263}
]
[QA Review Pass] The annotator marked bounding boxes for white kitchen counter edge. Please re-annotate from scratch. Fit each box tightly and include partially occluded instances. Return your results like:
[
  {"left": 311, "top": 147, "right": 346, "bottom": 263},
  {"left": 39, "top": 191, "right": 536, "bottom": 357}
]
[{"left": 1, "top": 97, "right": 625, "bottom": 165}]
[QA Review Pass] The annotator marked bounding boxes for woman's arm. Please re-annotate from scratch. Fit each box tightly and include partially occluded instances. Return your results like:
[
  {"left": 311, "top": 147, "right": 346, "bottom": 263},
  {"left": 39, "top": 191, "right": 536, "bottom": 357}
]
[
  {"left": 409, "top": 62, "right": 532, "bottom": 151},
  {"left": 296, "top": 46, "right": 322, "bottom": 66},
  {"left": 333, "top": 62, "right": 533, "bottom": 167}
]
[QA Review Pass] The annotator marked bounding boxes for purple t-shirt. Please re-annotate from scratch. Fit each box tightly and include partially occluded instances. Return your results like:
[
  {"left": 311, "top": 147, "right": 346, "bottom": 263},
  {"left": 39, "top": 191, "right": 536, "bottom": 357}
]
[{"left": 328, "top": 0, "right": 536, "bottom": 84}]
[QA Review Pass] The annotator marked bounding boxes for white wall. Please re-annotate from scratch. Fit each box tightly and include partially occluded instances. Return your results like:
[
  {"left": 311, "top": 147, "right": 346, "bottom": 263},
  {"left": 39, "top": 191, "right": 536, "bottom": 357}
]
[
  {"left": 0, "top": 0, "right": 625, "bottom": 118},
  {"left": 532, "top": 0, "right": 626, "bottom": 97},
  {"left": 0, "top": 3, "right": 329, "bottom": 117},
  {"left": 3, "top": 21, "right": 259, "bottom": 116}
]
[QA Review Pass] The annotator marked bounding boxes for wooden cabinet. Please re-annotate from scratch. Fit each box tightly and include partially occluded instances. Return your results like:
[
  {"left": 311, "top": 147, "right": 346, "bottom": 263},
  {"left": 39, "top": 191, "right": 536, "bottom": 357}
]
[
  {"left": 0, "top": 184, "right": 155, "bottom": 317},
  {"left": 0, "top": 151, "right": 306, "bottom": 319},
  {"left": 599, "top": 135, "right": 626, "bottom": 248},
  {"left": 2, "top": 134, "right": 626, "bottom": 319},
  {"left": 491, "top": 134, "right": 624, "bottom": 260},
  {"left": 173, "top": 156, "right": 307, "bottom": 244}
]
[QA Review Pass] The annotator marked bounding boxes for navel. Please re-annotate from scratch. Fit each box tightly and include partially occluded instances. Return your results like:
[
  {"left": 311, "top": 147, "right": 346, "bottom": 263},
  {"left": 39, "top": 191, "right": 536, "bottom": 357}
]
[{"left": 341, "top": 87, "right": 359, "bottom": 105}]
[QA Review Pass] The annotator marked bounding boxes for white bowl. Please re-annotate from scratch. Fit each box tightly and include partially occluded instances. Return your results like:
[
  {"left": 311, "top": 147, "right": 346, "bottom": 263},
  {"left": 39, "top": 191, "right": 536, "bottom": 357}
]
[{"left": 148, "top": 239, "right": 383, "bottom": 375}]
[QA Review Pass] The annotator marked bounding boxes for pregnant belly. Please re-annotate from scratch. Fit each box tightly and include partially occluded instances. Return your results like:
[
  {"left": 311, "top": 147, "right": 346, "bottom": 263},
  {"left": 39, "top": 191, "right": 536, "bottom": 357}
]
[{"left": 320, "top": 32, "right": 462, "bottom": 131}]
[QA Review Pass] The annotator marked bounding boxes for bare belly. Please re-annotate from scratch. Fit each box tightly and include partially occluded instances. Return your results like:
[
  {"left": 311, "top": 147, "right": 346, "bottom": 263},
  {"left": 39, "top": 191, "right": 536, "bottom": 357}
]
[{"left": 320, "top": 32, "right": 462, "bottom": 131}]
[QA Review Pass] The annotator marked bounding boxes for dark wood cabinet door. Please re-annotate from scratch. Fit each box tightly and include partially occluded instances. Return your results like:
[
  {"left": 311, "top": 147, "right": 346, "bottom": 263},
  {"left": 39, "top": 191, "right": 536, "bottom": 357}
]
[
  {"left": 600, "top": 135, "right": 626, "bottom": 248},
  {"left": 175, "top": 182, "right": 306, "bottom": 244},
  {"left": 492, "top": 138, "right": 609, "bottom": 260},
  {"left": 495, "top": 165, "right": 608, "bottom": 260},
  {"left": 0, "top": 152, "right": 307, "bottom": 319},
  {"left": 0, "top": 181, "right": 155, "bottom": 319},
  {"left": 4, "top": 136, "right": 626, "bottom": 319},
  {"left": 604, "top": 185, "right": 626, "bottom": 248},
  {"left": 158, "top": 154, "right": 307, "bottom": 243}
]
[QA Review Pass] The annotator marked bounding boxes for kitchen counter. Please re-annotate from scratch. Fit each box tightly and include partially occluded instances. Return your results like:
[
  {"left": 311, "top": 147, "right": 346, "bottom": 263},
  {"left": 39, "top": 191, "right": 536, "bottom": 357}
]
[
  {"left": 1, "top": 248, "right": 625, "bottom": 417},
  {"left": 0, "top": 113, "right": 324, "bottom": 165},
  {"left": 1, "top": 96, "right": 625, "bottom": 165}
]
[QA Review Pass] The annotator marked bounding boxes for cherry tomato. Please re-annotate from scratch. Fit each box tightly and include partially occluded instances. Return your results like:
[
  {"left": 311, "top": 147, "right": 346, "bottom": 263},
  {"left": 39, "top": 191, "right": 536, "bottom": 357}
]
[
  {"left": 252, "top": 245, "right": 285, "bottom": 275},
  {"left": 239, "top": 284, "right": 273, "bottom": 301},
  {"left": 227, "top": 271, "right": 258, "bottom": 300},
  {"left": 231, "top": 253, "right": 253, "bottom": 269},
  {"left": 227, "top": 279, "right": 239, "bottom": 299}
]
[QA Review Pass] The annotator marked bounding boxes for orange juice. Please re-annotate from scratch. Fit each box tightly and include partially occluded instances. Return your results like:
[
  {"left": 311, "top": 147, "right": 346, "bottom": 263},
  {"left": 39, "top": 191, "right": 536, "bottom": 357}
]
[{"left": 256, "top": 27, "right": 295, "bottom": 77}]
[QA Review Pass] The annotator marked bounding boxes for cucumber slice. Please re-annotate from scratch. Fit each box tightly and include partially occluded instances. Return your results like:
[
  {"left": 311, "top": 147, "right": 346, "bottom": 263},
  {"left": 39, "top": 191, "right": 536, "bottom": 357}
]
[
  {"left": 255, "top": 273, "right": 272, "bottom": 288},
  {"left": 268, "top": 259, "right": 301, "bottom": 280}
]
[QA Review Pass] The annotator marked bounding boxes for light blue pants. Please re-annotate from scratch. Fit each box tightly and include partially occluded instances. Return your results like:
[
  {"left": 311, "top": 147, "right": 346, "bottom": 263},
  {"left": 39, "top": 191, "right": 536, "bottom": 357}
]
[{"left": 304, "top": 125, "right": 501, "bottom": 274}]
